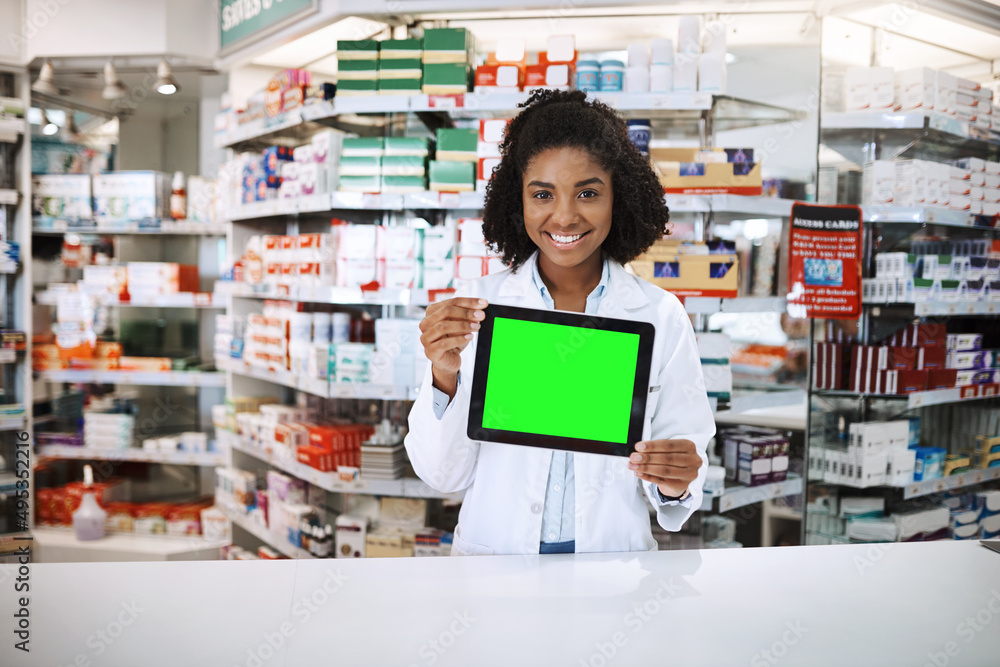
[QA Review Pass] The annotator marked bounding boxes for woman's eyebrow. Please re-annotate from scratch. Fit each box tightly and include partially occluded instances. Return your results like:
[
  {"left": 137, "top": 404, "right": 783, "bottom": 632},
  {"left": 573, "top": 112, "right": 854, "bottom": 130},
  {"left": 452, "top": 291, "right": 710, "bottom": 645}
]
[
  {"left": 575, "top": 177, "right": 605, "bottom": 187},
  {"left": 526, "top": 180, "right": 554, "bottom": 188}
]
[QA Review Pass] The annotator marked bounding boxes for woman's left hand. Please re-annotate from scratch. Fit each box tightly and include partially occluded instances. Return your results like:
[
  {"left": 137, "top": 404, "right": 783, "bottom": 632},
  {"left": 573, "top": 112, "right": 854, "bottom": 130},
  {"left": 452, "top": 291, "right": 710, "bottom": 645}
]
[{"left": 628, "top": 439, "right": 701, "bottom": 499}]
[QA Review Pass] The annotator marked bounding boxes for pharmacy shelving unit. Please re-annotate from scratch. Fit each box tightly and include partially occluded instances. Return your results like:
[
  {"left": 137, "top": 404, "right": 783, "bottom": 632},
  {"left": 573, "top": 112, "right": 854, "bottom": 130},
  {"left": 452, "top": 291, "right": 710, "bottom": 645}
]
[
  {"left": 0, "top": 65, "right": 31, "bottom": 545},
  {"left": 804, "top": 109, "right": 1000, "bottom": 545},
  {"left": 30, "top": 212, "right": 229, "bottom": 530},
  {"left": 214, "top": 89, "right": 813, "bottom": 555}
]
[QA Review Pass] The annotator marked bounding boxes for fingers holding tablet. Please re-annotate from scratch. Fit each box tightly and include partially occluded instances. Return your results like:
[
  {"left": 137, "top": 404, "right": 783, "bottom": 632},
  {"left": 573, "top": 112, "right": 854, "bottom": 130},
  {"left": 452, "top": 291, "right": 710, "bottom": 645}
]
[
  {"left": 419, "top": 297, "right": 488, "bottom": 396},
  {"left": 628, "top": 439, "right": 700, "bottom": 497}
]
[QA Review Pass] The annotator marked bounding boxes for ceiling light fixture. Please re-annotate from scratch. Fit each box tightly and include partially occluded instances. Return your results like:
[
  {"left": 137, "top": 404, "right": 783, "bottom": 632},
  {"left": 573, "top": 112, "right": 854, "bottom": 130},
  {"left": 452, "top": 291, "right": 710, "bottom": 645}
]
[
  {"left": 101, "top": 61, "right": 128, "bottom": 100},
  {"left": 32, "top": 60, "right": 60, "bottom": 95},
  {"left": 155, "top": 59, "right": 180, "bottom": 95},
  {"left": 40, "top": 110, "right": 59, "bottom": 136}
]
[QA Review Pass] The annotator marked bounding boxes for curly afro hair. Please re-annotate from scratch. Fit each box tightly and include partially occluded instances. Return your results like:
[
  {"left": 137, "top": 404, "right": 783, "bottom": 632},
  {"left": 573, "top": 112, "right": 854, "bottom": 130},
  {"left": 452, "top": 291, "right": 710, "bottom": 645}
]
[{"left": 482, "top": 88, "right": 669, "bottom": 271}]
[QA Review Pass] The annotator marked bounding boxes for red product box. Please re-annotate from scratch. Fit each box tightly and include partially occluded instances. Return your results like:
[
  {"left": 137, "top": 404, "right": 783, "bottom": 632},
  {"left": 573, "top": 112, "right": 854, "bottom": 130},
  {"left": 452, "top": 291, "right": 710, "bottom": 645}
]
[
  {"left": 982, "top": 384, "right": 1000, "bottom": 398},
  {"left": 919, "top": 347, "right": 947, "bottom": 370},
  {"left": 850, "top": 345, "right": 878, "bottom": 392},
  {"left": 524, "top": 64, "right": 547, "bottom": 88},
  {"left": 889, "top": 347, "right": 918, "bottom": 370},
  {"left": 927, "top": 369, "right": 958, "bottom": 389},
  {"left": 275, "top": 422, "right": 309, "bottom": 448},
  {"left": 960, "top": 384, "right": 981, "bottom": 399},
  {"left": 478, "top": 157, "right": 501, "bottom": 181},
  {"left": 296, "top": 445, "right": 333, "bottom": 472},
  {"left": 308, "top": 424, "right": 346, "bottom": 452},
  {"left": 896, "top": 370, "right": 929, "bottom": 394}
]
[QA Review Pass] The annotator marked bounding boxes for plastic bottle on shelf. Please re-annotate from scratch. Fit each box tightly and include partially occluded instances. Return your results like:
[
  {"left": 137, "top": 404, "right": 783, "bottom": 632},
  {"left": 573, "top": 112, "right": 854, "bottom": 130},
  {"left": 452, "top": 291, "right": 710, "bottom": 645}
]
[
  {"left": 170, "top": 171, "right": 187, "bottom": 220},
  {"left": 73, "top": 465, "right": 107, "bottom": 541}
]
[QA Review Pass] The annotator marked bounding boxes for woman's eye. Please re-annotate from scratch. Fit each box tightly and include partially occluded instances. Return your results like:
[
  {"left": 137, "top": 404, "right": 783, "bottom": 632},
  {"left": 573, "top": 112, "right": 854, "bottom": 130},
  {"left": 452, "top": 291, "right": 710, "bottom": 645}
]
[
  {"left": 579, "top": 189, "right": 598, "bottom": 199},
  {"left": 532, "top": 191, "right": 552, "bottom": 199}
]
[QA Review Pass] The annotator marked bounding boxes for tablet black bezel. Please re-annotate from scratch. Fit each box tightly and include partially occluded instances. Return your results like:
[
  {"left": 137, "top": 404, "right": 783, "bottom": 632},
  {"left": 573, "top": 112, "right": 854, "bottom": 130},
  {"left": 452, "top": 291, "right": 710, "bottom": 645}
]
[{"left": 468, "top": 304, "right": 656, "bottom": 457}]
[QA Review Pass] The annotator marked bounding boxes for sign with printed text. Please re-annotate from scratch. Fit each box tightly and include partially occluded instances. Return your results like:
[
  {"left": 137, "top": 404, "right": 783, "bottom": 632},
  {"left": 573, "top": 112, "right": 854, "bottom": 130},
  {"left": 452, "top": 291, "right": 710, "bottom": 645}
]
[
  {"left": 787, "top": 203, "right": 863, "bottom": 319},
  {"left": 220, "top": 0, "right": 317, "bottom": 51}
]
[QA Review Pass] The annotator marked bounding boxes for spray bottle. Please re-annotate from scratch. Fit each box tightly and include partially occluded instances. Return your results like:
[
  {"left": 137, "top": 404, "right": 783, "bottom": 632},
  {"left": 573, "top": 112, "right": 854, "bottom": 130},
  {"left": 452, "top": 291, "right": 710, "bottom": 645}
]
[{"left": 73, "top": 464, "right": 107, "bottom": 541}]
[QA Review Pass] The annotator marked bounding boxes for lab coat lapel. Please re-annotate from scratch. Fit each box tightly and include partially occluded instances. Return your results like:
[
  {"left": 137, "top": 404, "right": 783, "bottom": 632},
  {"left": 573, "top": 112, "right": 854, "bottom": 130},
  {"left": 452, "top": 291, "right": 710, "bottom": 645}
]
[
  {"left": 496, "top": 251, "right": 546, "bottom": 309},
  {"left": 598, "top": 261, "right": 650, "bottom": 318}
]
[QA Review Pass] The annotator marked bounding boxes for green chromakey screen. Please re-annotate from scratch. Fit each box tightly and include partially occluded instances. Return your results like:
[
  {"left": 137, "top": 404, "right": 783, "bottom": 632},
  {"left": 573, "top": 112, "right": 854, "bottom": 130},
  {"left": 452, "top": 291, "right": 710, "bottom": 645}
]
[{"left": 482, "top": 317, "right": 640, "bottom": 444}]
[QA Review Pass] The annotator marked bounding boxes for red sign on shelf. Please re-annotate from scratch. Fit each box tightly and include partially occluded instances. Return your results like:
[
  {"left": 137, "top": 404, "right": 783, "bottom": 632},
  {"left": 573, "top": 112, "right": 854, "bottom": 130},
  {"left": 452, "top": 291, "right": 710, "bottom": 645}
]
[
  {"left": 787, "top": 203, "right": 863, "bottom": 319},
  {"left": 428, "top": 94, "right": 464, "bottom": 109}
]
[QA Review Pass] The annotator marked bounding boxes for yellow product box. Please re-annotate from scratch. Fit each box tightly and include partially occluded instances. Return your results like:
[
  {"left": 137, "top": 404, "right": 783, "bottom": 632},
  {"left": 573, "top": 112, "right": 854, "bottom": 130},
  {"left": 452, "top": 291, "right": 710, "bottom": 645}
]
[
  {"left": 973, "top": 450, "right": 1000, "bottom": 469},
  {"left": 944, "top": 454, "right": 971, "bottom": 476},
  {"left": 630, "top": 243, "right": 739, "bottom": 298},
  {"left": 118, "top": 356, "right": 172, "bottom": 372},
  {"left": 365, "top": 530, "right": 415, "bottom": 558},
  {"left": 975, "top": 434, "right": 1000, "bottom": 455},
  {"left": 651, "top": 147, "right": 762, "bottom": 195}
]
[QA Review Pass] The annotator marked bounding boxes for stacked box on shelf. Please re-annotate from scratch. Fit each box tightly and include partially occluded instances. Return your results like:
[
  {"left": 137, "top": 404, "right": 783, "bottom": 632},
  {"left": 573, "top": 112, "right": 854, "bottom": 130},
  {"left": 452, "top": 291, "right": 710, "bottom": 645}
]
[
  {"left": 696, "top": 333, "right": 732, "bottom": 402},
  {"left": 456, "top": 218, "right": 505, "bottom": 280},
  {"left": 336, "top": 40, "right": 379, "bottom": 97},
  {"left": 92, "top": 171, "right": 171, "bottom": 222},
  {"left": 720, "top": 426, "right": 790, "bottom": 487},
  {"left": 84, "top": 411, "right": 135, "bottom": 450},
  {"left": 477, "top": 119, "right": 506, "bottom": 191},
  {"left": 382, "top": 137, "right": 429, "bottom": 192},
  {"left": 651, "top": 147, "right": 762, "bottom": 195},
  {"left": 430, "top": 127, "right": 477, "bottom": 192},
  {"left": 421, "top": 28, "right": 475, "bottom": 95},
  {"left": 474, "top": 38, "right": 527, "bottom": 94},
  {"left": 264, "top": 68, "right": 312, "bottom": 117},
  {"left": 422, "top": 224, "right": 457, "bottom": 290},
  {"left": 837, "top": 324, "right": 958, "bottom": 394},
  {"left": 630, "top": 239, "right": 739, "bottom": 299},
  {"left": 126, "top": 262, "right": 199, "bottom": 298},
  {"left": 863, "top": 157, "right": 1000, "bottom": 215},
  {"left": 32, "top": 174, "right": 92, "bottom": 221},
  {"left": 378, "top": 38, "right": 423, "bottom": 95},
  {"left": 339, "top": 138, "right": 384, "bottom": 192}
]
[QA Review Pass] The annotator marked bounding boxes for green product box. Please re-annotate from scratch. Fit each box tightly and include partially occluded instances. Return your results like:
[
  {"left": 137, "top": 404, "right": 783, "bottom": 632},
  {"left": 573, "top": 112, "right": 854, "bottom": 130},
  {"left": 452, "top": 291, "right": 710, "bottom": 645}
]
[
  {"left": 378, "top": 59, "right": 423, "bottom": 80},
  {"left": 380, "top": 38, "right": 422, "bottom": 58},
  {"left": 341, "top": 137, "right": 385, "bottom": 157},
  {"left": 337, "top": 40, "right": 379, "bottom": 59},
  {"left": 339, "top": 60, "right": 379, "bottom": 71},
  {"left": 384, "top": 137, "right": 430, "bottom": 157},
  {"left": 381, "top": 156, "right": 427, "bottom": 176},
  {"left": 340, "top": 156, "right": 382, "bottom": 176},
  {"left": 422, "top": 28, "right": 471, "bottom": 53},
  {"left": 381, "top": 175, "right": 427, "bottom": 193},
  {"left": 435, "top": 128, "right": 478, "bottom": 162},
  {"left": 379, "top": 58, "right": 422, "bottom": 71},
  {"left": 377, "top": 78, "right": 423, "bottom": 93},
  {"left": 338, "top": 175, "right": 381, "bottom": 193},
  {"left": 422, "top": 63, "right": 470, "bottom": 87},
  {"left": 429, "top": 160, "right": 475, "bottom": 192},
  {"left": 336, "top": 80, "right": 378, "bottom": 94}
]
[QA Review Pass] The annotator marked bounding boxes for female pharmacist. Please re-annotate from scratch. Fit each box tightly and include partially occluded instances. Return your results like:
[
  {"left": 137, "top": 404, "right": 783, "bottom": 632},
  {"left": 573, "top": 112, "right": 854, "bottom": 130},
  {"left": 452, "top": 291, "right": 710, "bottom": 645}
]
[{"left": 405, "top": 89, "right": 715, "bottom": 556}]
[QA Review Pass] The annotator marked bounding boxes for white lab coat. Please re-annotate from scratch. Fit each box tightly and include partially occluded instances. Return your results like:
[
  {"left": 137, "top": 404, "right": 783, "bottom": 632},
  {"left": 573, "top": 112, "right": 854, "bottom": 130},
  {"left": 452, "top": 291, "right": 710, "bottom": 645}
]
[{"left": 404, "top": 252, "right": 716, "bottom": 556}]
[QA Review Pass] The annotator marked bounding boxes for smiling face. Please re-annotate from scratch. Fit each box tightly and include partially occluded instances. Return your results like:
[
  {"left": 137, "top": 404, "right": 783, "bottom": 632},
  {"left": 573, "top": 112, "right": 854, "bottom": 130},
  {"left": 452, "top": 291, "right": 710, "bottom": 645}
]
[{"left": 522, "top": 146, "right": 613, "bottom": 278}]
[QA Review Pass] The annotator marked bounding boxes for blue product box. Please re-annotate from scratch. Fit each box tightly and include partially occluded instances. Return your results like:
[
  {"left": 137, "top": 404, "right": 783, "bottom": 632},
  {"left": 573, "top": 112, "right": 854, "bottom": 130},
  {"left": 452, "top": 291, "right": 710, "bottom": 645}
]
[
  {"left": 263, "top": 146, "right": 293, "bottom": 179},
  {"left": 913, "top": 447, "right": 946, "bottom": 481}
]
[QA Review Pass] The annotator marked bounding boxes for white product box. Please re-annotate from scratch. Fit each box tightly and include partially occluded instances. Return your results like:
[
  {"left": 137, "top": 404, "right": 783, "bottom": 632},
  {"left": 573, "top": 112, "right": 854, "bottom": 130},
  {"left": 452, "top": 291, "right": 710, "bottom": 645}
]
[
  {"left": 547, "top": 34, "right": 576, "bottom": 63},
  {"left": 335, "top": 258, "right": 377, "bottom": 287},
  {"left": 697, "top": 54, "right": 726, "bottom": 93},
  {"left": 677, "top": 15, "right": 701, "bottom": 55},
  {"left": 382, "top": 259, "right": 421, "bottom": 289},
  {"left": 422, "top": 260, "right": 455, "bottom": 289},
  {"left": 672, "top": 57, "right": 697, "bottom": 92},
  {"left": 887, "top": 448, "right": 916, "bottom": 486},
  {"left": 421, "top": 225, "right": 457, "bottom": 262},
  {"left": 845, "top": 67, "right": 872, "bottom": 111},
  {"left": 870, "top": 67, "right": 894, "bottom": 111},
  {"left": 32, "top": 174, "right": 94, "bottom": 220},
  {"left": 457, "top": 256, "right": 486, "bottom": 280},
  {"left": 894, "top": 159, "right": 931, "bottom": 206},
  {"left": 337, "top": 225, "right": 381, "bottom": 261},
  {"left": 894, "top": 67, "right": 935, "bottom": 111},
  {"left": 862, "top": 160, "right": 895, "bottom": 205},
  {"left": 953, "top": 157, "right": 986, "bottom": 172},
  {"left": 934, "top": 163, "right": 952, "bottom": 206},
  {"left": 92, "top": 171, "right": 170, "bottom": 221},
  {"left": 381, "top": 226, "right": 421, "bottom": 260}
]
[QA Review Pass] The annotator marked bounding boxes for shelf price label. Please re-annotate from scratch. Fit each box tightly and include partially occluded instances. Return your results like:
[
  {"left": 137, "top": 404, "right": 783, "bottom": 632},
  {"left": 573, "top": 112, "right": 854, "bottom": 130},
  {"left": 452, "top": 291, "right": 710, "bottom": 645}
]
[
  {"left": 786, "top": 203, "right": 863, "bottom": 319},
  {"left": 906, "top": 484, "right": 920, "bottom": 497},
  {"left": 933, "top": 479, "right": 948, "bottom": 493},
  {"left": 331, "top": 384, "right": 355, "bottom": 398},
  {"left": 438, "top": 192, "right": 461, "bottom": 208},
  {"left": 428, "top": 94, "right": 464, "bottom": 109},
  {"left": 972, "top": 471, "right": 985, "bottom": 484}
]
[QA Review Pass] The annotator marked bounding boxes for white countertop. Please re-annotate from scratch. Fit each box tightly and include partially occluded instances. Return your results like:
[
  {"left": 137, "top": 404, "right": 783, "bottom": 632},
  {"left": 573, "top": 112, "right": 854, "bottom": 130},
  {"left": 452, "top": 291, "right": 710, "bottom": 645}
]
[
  {"left": 2, "top": 541, "right": 998, "bottom": 666},
  {"left": 32, "top": 528, "right": 227, "bottom": 562}
]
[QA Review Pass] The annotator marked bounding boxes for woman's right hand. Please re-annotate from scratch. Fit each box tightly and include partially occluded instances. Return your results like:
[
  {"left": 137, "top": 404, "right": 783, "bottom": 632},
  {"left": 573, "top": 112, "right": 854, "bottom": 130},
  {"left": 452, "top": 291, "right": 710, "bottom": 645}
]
[{"left": 418, "top": 297, "right": 488, "bottom": 399}]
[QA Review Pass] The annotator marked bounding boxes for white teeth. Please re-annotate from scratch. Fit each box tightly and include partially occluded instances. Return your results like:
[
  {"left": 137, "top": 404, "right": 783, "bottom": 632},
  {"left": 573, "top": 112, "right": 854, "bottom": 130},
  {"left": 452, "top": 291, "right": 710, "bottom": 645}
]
[{"left": 550, "top": 233, "right": 584, "bottom": 244}]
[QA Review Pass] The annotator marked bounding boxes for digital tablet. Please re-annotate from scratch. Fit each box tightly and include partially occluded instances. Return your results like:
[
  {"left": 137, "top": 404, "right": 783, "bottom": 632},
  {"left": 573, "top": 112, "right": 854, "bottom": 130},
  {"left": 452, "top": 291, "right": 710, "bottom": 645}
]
[{"left": 468, "top": 304, "right": 656, "bottom": 457}]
